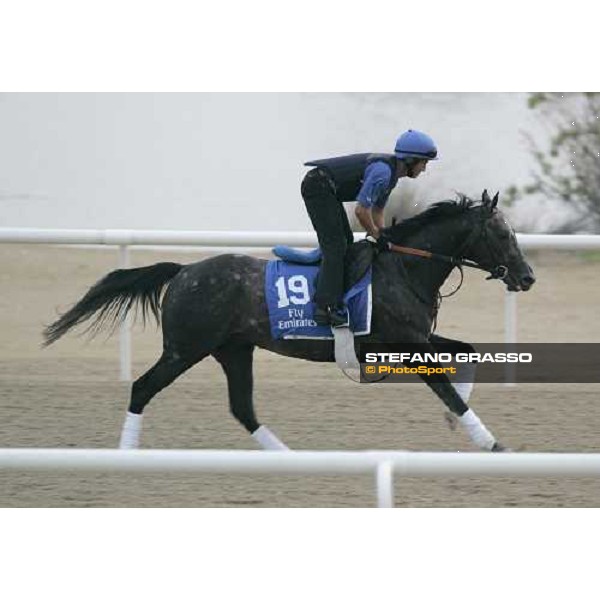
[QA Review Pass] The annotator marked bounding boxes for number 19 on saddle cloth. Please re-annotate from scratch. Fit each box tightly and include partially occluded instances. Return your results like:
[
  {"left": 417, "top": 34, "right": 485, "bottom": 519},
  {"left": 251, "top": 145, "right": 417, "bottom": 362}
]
[{"left": 265, "top": 260, "right": 372, "bottom": 340}]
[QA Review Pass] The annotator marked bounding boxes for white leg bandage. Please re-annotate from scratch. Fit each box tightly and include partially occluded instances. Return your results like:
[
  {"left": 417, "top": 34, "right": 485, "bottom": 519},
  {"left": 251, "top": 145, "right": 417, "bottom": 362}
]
[
  {"left": 453, "top": 381, "right": 474, "bottom": 404},
  {"left": 252, "top": 425, "right": 290, "bottom": 451},
  {"left": 459, "top": 409, "right": 496, "bottom": 451},
  {"left": 119, "top": 412, "right": 143, "bottom": 450},
  {"left": 452, "top": 362, "right": 476, "bottom": 403}
]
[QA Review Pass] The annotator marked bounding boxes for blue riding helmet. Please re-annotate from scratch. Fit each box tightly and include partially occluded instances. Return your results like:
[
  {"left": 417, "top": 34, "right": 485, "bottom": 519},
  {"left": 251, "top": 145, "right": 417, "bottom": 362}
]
[{"left": 394, "top": 129, "right": 439, "bottom": 161}]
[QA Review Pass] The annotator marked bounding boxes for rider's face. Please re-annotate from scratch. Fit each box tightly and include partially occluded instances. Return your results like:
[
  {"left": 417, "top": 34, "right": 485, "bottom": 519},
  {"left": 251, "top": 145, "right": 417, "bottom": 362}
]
[{"left": 407, "top": 159, "right": 429, "bottom": 178}]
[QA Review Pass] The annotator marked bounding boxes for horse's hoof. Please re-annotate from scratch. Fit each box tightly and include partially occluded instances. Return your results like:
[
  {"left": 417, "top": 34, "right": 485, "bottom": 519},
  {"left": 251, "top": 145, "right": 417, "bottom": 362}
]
[
  {"left": 444, "top": 412, "right": 458, "bottom": 431},
  {"left": 491, "top": 442, "right": 512, "bottom": 452}
]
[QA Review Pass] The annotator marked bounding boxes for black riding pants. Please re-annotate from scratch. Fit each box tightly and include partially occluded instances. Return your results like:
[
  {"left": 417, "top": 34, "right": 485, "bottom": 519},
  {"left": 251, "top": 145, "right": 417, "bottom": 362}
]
[{"left": 301, "top": 169, "right": 354, "bottom": 308}]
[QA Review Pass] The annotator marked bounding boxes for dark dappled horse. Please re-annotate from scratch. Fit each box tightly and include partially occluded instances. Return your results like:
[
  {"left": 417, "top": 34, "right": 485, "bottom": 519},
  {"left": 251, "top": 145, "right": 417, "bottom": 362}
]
[{"left": 44, "top": 191, "right": 535, "bottom": 452}]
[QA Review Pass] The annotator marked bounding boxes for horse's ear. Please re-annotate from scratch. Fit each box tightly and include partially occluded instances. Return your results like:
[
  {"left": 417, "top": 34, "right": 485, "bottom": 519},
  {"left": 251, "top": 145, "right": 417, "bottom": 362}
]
[
  {"left": 391, "top": 216, "right": 398, "bottom": 226},
  {"left": 482, "top": 189, "right": 491, "bottom": 205},
  {"left": 491, "top": 192, "right": 499, "bottom": 210}
]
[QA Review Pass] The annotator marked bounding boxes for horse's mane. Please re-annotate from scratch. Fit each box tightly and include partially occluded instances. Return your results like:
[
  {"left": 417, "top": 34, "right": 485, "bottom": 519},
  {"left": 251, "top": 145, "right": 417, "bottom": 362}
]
[{"left": 384, "top": 194, "right": 476, "bottom": 241}]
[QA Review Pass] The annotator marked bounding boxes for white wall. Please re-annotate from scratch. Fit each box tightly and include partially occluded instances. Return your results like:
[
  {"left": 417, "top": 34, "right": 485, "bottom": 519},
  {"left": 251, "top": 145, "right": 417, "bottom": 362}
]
[{"left": 0, "top": 93, "right": 545, "bottom": 231}]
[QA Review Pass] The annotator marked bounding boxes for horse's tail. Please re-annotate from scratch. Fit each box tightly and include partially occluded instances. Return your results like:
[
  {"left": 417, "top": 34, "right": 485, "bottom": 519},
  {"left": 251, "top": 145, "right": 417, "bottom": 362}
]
[{"left": 43, "top": 262, "right": 183, "bottom": 346}]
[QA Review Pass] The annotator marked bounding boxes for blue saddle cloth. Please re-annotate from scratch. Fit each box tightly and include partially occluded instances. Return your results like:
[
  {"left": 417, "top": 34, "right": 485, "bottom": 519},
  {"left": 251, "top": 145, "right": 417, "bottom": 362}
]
[{"left": 265, "top": 258, "right": 372, "bottom": 340}]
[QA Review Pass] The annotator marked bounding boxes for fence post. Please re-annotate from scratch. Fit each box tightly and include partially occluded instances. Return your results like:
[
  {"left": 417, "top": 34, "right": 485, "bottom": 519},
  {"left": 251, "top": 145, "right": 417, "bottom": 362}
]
[
  {"left": 376, "top": 461, "right": 394, "bottom": 508},
  {"left": 504, "top": 290, "right": 517, "bottom": 387},
  {"left": 118, "top": 245, "right": 132, "bottom": 382}
]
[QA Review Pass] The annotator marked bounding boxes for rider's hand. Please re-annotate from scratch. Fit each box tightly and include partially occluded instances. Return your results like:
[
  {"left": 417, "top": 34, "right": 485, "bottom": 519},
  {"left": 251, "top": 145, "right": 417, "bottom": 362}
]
[
  {"left": 366, "top": 233, "right": 392, "bottom": 252},
  {"left": 375, "top": 232, "right": 392, "bottom": 252}
]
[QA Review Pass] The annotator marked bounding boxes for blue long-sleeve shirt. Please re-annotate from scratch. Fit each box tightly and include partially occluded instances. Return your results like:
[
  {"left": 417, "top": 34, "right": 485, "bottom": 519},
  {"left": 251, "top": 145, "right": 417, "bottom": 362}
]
[{"left": 356, "top": 162, "right": 394, "bottom": 209}]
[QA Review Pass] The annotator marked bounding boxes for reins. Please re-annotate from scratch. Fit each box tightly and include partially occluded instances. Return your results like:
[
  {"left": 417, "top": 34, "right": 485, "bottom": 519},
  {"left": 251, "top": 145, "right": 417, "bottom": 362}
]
[{"left": 388, "top": 243, "right": 507, "bottom": 280}]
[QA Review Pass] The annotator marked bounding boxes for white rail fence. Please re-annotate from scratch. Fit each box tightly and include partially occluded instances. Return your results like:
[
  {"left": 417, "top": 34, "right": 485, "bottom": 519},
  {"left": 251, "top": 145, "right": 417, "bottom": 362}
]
[
  {"left": 1, "top": 449, "right": 600, "bottom": 507},
  {"left": 1, "top": 231, "right": 598, "bottom": 507},
  {"left": 1, "top": 228, "right": 599, "bottom": 382}
]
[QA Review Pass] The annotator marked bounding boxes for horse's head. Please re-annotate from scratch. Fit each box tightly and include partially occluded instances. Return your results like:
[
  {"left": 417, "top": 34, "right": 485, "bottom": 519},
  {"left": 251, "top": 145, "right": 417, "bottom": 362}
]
[
  {"left": 384, "top": 190, "right": 535, "bottom": 292},
  {"left": 460, "top": 190, "right": 535, "bottom": 292}
]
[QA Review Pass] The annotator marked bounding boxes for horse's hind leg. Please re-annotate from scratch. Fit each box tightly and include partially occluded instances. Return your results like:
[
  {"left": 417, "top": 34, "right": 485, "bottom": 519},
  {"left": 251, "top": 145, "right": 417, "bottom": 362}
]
[
  {"left": 119, "top": 350, "right": 203, "bottom": 449},
  {"left": 213, "top": 344, "right": 290, "bottom": 451}
]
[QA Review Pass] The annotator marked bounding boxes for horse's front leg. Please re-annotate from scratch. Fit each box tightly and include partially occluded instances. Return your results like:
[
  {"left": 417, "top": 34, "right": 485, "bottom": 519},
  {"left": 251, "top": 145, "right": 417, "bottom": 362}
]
[
  {"left": 416, "top": 359, "right": 505, "bottom": 452},
  {"left": 429, "top": 334, "right": 477, "bottom": 404},
  {"left": 429, "top": 334, "right": 477, "bottom": 431}
]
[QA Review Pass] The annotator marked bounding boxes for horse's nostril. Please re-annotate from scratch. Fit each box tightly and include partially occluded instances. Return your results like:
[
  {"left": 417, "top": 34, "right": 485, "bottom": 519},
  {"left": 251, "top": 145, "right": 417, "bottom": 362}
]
[{"left": 522, "top": 275, "right": 536, "bottom": 287}]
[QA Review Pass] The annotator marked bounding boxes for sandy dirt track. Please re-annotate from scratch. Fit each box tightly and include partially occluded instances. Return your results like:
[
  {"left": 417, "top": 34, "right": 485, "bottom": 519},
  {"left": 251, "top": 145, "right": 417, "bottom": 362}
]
[{"left": 1, "top": 244, "right": 599, "bottom": 507}]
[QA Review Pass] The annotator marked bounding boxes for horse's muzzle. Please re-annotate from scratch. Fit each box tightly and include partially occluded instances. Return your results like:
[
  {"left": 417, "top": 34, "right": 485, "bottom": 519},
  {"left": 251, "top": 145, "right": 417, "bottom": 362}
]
[
  {"left": 506, "top": 272, "right": 536, "bottom": 292},
  {"left": 520, "top": 274, "right": 536, "bottom": 291}
]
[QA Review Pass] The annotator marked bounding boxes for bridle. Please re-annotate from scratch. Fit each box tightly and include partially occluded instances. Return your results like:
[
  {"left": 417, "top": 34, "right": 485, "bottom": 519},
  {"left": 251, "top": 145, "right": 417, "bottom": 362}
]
[
  {"left": 388, "top": 206, "right": 510, "bottom": 282},
  {"left": 386, "top": 207, "right": 510, "bottom": 332}
]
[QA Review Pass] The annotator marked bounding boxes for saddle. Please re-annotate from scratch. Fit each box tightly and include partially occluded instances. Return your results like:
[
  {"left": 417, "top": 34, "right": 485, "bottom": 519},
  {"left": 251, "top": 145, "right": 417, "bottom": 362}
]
[{"left": 272, "top": 240, "right": 376, "bottom": 292}]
